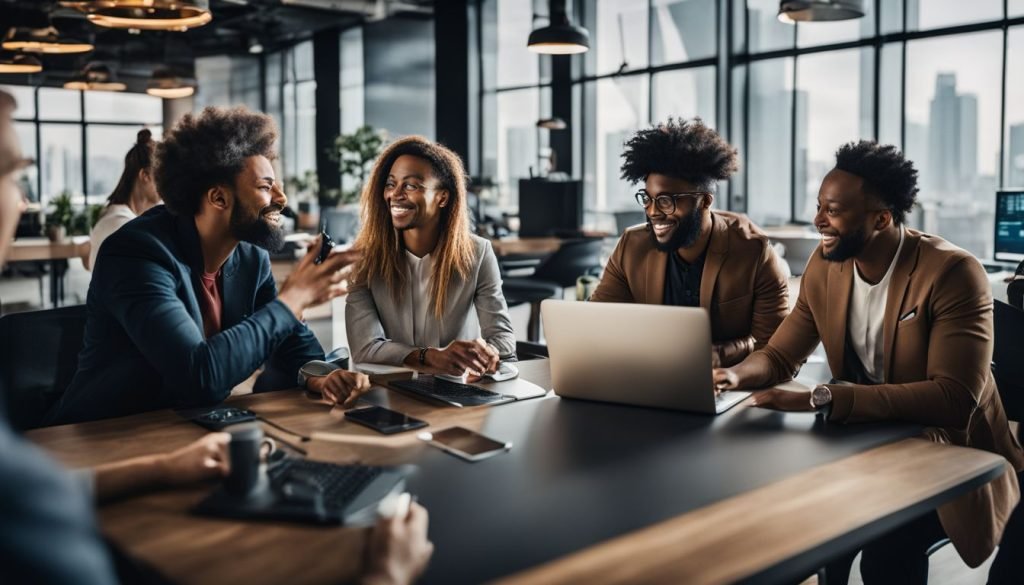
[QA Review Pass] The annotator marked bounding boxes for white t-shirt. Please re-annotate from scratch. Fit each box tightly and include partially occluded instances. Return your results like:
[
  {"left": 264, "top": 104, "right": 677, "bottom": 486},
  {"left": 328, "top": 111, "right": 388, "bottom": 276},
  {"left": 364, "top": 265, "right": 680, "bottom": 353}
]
[
  {"left": 405, "top": 250, "right": 436, "bottom": 348},
  {"left": 848, "top": 228, "right": 905, "bottom": 383},
  {"left": 88, "top": 204, "right": 136, "bottom": 271}
]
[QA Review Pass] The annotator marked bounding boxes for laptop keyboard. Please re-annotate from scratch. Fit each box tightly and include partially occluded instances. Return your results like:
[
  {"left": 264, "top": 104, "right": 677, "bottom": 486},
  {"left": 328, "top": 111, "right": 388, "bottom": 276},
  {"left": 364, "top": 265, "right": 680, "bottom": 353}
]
[
  {"left": 390, "top": 378, "right": 508, "bottom": 405},
  {"left": 268, "top": 458, "right": 382, "bottom": 508}
]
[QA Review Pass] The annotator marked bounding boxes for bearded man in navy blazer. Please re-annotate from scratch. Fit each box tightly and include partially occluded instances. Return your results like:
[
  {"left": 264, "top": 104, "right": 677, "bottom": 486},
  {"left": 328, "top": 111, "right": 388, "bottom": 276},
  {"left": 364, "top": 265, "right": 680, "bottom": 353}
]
[{"left": 48, "top": 106, "right": 370, "bottom": 424}]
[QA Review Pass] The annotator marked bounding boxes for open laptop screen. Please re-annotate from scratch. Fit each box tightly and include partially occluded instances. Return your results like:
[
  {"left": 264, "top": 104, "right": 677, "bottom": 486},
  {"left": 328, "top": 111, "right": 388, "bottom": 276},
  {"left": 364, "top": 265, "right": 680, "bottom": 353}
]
[{"left": 995, "top": 191, "right": 1024, "bottom": 262}]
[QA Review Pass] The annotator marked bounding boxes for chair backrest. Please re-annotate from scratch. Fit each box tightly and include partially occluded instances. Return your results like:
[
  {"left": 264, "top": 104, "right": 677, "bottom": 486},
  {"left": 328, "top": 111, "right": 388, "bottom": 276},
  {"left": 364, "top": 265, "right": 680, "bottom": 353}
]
[
  {"left": 531, "top": 239, "right": 604, "bottom": 289},
  {"left": 323, "top": 207, "right": 361, "bottom": 244},
  {"left": 613, "top": 211, "right": 646, "bottom": 234},
  {"left": 0, "top": 305, "right": 87, "bottom": 430},
  {"left": 993, "top": 300, "right": 1024, "bottom": 423}
]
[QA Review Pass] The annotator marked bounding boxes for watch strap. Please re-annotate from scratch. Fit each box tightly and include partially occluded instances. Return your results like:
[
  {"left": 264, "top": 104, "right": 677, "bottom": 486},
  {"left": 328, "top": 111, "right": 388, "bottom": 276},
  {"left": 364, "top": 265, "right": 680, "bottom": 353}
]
[{"left": 297, "top": 360, "right": 342, "bottom": 388}]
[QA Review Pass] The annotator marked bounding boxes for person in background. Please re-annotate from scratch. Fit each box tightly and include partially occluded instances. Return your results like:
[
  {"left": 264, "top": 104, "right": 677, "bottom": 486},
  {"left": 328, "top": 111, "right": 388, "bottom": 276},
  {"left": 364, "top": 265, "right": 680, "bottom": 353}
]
[
  {"left": 713, "top": 140, "right": 1023, "bottom": 584},
  {"left": 590, "top": 118, "right": 789, "bottom": 367},
  {"left": 346, "top": 136, "right": 516, "bottom": 379},
  {"left": 88, "top": 128, "right": 163, "bottom": 271},
  {"left": 0, "top": 90, "right": 433, "bottom": 585}
]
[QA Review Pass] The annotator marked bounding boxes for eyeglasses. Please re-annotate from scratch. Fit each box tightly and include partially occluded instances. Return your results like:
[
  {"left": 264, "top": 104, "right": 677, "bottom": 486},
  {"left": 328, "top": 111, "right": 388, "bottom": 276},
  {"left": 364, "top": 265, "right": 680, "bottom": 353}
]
[{"left": 635, "top": 190, "right": 710, "bottom": 214}]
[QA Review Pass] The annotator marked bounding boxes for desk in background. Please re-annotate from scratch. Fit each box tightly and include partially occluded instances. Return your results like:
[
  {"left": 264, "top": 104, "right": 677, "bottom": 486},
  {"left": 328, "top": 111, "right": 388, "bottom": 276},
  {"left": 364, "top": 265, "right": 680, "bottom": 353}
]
[
  {"left": 7, "top": 236, "right": 90, "bottom": 307},
  {"left": 28, "top": 360, "right": 1009, "bottom": 585}
]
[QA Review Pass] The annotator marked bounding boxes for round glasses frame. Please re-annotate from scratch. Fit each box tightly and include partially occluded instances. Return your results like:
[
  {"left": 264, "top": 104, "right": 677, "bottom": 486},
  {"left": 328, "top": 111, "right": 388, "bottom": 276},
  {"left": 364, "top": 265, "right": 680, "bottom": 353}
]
[{"left": 634, "top": 190, "right": 710, "bottom": 214}]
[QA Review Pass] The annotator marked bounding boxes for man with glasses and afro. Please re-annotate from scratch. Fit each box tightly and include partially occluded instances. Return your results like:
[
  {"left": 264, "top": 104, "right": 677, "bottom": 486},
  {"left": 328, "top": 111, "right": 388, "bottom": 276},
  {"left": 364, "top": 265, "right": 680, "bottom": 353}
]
[{"left": 591, "top": 117, "right": 789, "bottom": 366}]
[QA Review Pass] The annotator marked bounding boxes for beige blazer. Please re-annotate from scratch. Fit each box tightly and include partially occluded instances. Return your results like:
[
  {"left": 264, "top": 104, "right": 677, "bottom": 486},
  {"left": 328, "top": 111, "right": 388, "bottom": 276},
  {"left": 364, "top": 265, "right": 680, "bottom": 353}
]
[
  {"left": 757, "top": 228, "right": 1024, "bottom": 566},
  {"left": 346, "top": 234, "right": 516, "bottom": 366},
  {"left": 591, "top": 210, "right": 790, "bottom": 366}
]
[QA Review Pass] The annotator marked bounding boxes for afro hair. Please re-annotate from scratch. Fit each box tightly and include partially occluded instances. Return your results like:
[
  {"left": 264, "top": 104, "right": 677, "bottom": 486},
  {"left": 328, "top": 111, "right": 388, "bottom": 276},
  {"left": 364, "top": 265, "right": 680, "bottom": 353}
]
[
  {"left": 154, "top": 106, "right": 277, "bottom": 217},
  {"left": 620, "top": 117, "right": 739, "bottom": 189},
  {"left": 834, "top": 140, "right": 919, "bottom": 225}
]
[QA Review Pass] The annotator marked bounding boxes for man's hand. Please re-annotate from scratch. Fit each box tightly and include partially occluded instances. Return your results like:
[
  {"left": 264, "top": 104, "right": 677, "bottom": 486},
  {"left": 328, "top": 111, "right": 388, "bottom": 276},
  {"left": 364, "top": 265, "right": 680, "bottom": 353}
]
[
  {"left": 362, "top": 502, "right": 434, "bottom": 585},
  {"left": 712, "top": 367, "right": 739, "bottom": 395},
  {"left": 423, "top": 339, "right": 499, "bottom": 377},
  {"left": 278, "top": 236, "right": 361, "bottom": 319},
  {"left": 307, "top": 369, "right": 372, "bottom": 407},
  {"left": 158, "top": 433, "right": 231, "bottom": 486},
  {"left": 748, "top": 388, "right": 814, "bottom": 412}
]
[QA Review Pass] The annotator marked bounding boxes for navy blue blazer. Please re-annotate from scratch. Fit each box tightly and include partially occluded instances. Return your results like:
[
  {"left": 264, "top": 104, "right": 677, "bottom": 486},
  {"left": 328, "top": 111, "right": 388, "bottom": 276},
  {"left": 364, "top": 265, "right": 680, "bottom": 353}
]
[{"left": 46, "top": 206, "right": 323, "bottom": 424}]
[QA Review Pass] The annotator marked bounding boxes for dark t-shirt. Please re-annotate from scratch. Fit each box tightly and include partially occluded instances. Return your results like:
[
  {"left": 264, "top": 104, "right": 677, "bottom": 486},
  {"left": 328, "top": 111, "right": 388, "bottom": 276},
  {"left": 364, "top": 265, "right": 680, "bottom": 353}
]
[{"left": 664, "top": 250, "right": 705, "bottom": 307}]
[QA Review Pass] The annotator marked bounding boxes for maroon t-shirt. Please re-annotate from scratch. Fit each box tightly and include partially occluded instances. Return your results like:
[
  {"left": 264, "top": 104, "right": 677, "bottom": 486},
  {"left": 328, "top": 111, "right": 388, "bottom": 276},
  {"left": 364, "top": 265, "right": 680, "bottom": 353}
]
[{"left": 197, "top": 270, "right": 223, "bottom": 338}]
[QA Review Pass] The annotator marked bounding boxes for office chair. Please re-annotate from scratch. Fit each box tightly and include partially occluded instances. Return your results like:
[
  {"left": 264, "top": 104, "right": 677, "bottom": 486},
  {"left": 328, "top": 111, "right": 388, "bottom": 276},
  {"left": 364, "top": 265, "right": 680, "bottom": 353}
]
[
  {"left": 502, "top": 239, "right": 603, "bottom": 342},
  {"left": 322, "top": 207, "right": 361, "bottom": 244},
  {"left": 0, "top": 304, "right": 87, "bottom": 430}
]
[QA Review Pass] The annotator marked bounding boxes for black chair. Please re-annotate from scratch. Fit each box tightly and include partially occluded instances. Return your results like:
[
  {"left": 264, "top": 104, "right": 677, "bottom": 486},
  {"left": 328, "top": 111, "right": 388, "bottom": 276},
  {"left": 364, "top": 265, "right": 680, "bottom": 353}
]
[
  {"left": 323, "top": 207, "right": 361, "bottom": 244},
  {"left": 0, "top": 305, "right": 87, "bottom": 430},
  {"left": 502, "top": 239, "right": 603, "bottom": 342},
  {"left": 515, "top": 340, "right": 549, "bottom": 361},
  {"left": 994, "top": 300, "right": 1024, "bottom": 425}
]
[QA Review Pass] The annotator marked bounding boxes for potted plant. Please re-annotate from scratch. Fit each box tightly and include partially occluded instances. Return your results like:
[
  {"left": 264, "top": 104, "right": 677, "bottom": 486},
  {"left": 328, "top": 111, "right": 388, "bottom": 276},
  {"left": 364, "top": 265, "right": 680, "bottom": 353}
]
[
  {"left": 285, "top": 170, "right": 322, "bottom": 230},
  {"left": 46, "top": 191, "right": 75, "bottom": 242},
  {"left": 328, "top": 125, "right": 386, "bottom": 208}
]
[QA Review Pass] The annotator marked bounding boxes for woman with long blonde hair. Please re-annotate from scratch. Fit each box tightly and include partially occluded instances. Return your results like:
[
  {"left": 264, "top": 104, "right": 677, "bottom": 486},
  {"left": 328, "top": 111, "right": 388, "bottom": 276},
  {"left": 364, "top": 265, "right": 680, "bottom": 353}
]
[{"left": 346, "top": 136, "right": 515, "bottom": 377}]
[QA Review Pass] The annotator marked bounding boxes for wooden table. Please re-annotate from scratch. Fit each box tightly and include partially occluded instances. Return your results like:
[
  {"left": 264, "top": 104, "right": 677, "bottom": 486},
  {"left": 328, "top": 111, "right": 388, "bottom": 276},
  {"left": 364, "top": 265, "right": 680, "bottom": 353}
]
[
  {"left": 7, "top": 236, "right": 91, "bottom": 307},
  {"left": 489, "top": 236, "right": 565, "bottom": 257},
  {"left": 27, "top": 360, "right": 1011, "bottom": 585}
]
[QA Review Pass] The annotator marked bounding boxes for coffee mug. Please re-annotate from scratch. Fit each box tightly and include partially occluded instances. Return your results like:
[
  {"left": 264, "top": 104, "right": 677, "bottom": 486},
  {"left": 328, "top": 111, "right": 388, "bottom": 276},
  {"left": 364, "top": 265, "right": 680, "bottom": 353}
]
[{"left": 225, "top": 424, "right": 276, "bottom": 498}]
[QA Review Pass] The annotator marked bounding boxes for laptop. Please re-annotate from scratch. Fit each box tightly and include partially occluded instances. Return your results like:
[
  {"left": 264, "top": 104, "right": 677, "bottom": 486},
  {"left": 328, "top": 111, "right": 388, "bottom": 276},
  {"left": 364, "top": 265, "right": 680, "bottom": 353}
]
[{"left": 540, "top": 300, "right": 750, "bottom": 414}]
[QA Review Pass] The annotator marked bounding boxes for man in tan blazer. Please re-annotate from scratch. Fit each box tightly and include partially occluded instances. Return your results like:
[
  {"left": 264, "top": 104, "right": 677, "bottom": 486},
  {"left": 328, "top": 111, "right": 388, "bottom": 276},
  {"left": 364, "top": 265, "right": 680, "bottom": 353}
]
[
  {"left": 591, "top": 118, "right": 789, "bottom": 366},
  {"left": 715, "top": 140, "right": 1024, "bottom": 584}
]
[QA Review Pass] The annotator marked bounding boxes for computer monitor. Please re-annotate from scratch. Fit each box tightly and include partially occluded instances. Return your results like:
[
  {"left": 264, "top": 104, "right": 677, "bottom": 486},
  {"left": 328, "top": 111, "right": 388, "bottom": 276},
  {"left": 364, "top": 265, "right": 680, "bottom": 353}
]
[
  {"left": 995, "top": 191, "right": 1024, "bottom": 262},
  {"left": 518, "top": 179, "right": 583, "bottom": 237}
]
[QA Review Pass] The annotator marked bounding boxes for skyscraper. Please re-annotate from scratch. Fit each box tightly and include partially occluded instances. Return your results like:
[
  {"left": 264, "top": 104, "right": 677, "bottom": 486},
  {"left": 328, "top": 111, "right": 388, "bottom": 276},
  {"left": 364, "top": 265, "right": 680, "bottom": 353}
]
[
  {"left": 927, "top": 73, "right": 979, "bottom": 194},
  {"left": 1009, "top": 123, "right": 1024, "bottom": 189}
]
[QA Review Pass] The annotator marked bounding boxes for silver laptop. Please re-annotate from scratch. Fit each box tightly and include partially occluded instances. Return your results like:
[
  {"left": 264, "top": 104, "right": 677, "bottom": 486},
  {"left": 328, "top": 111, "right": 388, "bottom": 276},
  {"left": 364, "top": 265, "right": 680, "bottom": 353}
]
[{"left": 540, "top": 300, "right": 750, "bottom": 414}]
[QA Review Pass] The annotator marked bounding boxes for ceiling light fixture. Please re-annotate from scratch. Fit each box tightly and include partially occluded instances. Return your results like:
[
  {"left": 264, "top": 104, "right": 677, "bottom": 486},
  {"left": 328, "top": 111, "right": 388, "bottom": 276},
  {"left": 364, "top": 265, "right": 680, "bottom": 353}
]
[
  {"left": 2, "top": 26, "right": 94, "bottom": 54},
  {"left": 248, "top": 38, "right": 264, "bottom": 55},
  {"left": 61, "top": 1, "right": 213, "bottom": 32},
  {"left": 64, "top": 63, "right": 126, "bottom": 91},
  {"left": 536, "top": 117, "right": 567, "bottom": 130},
  {"left": 146, "top": 67, "right": 196, "bottom": 98},
  {"left": 528, "top": 0, "right": 589, "bottom": 55},
  {"left": 0, "top": 52, "right": 43, "bottom": 74},
  {"left": 778, "top": 0, "right": 865, "bottom": 23}
]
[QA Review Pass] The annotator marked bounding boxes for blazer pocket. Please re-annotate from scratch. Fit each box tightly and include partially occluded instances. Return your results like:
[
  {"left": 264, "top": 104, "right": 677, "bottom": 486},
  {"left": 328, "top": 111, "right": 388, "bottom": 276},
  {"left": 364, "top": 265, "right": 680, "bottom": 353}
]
[{"left": 896, "top": 313, "right": 923, "bottom": 328}]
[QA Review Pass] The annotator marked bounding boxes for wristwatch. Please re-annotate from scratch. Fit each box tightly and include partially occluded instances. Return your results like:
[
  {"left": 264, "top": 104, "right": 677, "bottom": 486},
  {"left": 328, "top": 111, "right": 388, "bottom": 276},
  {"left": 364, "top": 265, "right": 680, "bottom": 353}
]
[
  {"left": 297, "top": 360, "right": 341, "bottom": 388},
  {"left": 810, "top": 384, "right": 833, "bottom": 412}
]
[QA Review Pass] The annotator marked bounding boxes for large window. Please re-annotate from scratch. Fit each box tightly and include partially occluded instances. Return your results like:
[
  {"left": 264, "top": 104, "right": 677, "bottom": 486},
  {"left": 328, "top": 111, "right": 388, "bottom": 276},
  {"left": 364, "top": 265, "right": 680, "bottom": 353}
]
[
  {"left": 904, "top": 32, "right": 1002, "bottom": 257},
  {"left": 575, "top": 0, "right": 718, "bottom": 213},
  {"left": 265, "top": 40, "right": 317, "bottom": 184},
  {"left": 3, "top": 85, "right": 162, "bottom": 206},
  {"left": 476, "top": 1, "right": 1024, "bottom": 257},
  {"left": 480, "top": 0, "right": 553, "bottom": 208}
]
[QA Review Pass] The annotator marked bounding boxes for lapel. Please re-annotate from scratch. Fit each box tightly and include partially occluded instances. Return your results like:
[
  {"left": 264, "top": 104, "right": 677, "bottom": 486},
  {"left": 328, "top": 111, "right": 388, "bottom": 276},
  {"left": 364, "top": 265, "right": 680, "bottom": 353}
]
[
  {"left": 825, "top": 258, "right": 853, "bottom": 378},
  {"left": 174, "top": 215, "right": 206, "bottom": 323},
  {"left": 882, "top": 229, "right": 920, "bottom": 381},
  {"left": 700, "top": 213, "right": 728, "bottom": 309},
  {"left": 219, "top": 248, "right": 243, "bottom": 328}
]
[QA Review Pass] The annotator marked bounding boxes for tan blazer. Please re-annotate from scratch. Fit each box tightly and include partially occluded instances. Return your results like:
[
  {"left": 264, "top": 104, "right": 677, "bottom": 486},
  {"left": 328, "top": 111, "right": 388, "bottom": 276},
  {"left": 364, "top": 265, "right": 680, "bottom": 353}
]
[
  {"left": 758, "top": 228, "right": 1024, "bottom": 566},
  {"left": 591, "top": 210, "right": 790, "bottom": 366}
]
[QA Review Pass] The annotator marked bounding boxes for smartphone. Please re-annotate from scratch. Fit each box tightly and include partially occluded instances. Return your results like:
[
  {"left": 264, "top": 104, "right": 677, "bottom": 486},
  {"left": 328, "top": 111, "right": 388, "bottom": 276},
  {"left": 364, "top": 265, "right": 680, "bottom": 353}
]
[
  {"left": 314, "top": 230, "right": 335, "bottom": 264},
  {"left": 418, "top": 426, "right": 512, "bottom": 462},
  {"left": 344, "top": 406, "right": 428, "bottom": 435}
]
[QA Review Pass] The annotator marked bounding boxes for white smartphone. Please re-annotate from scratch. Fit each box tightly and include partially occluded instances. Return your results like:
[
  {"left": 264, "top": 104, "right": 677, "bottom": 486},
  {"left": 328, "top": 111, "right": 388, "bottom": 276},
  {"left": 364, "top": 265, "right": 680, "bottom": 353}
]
[{"left": 417, "top": 426, "right": 512, "bottom": 462}]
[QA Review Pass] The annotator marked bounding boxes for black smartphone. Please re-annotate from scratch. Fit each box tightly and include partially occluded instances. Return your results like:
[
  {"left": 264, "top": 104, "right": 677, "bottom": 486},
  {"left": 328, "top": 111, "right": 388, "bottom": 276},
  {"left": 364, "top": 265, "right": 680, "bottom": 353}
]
[
  {"left": 344, "top": 406, "right": 428, "bottom": 435},
  {"left": 314, "top": 230, "right": 335, "bottom": 264}
]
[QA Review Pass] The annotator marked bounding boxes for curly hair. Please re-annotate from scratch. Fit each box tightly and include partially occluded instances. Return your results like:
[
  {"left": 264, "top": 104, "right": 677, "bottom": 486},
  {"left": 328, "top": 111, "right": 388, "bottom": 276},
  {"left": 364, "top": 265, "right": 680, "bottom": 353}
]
[
  {"left": 620, "top": 117, "right": 739, "bottom": 188},
  {"left": 834, "top": 140, "right": 919, "bottom": 225},
  {"left": 154, "top": 106, "right": 277, "bottom": 216}
]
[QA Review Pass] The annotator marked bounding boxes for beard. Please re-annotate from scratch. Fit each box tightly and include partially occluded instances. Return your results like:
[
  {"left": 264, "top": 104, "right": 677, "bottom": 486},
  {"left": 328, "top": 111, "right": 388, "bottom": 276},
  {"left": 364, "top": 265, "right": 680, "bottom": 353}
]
[
  {"left": 647, "top": 205, "right": 703, "bottom": 253},
  {"left": 230, "top": 200, "right": 286, "bottom": 252},
  {"left": 821, "top": 226, "right": 868, "bottom": 262}
]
